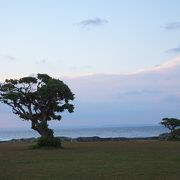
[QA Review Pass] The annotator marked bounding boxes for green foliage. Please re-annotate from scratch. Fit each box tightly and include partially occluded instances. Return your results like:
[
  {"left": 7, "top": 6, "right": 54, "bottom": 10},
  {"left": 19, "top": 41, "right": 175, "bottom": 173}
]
[
  {"left": 161, "top": 118, "right": 180, "bottom": 129},
  {"left": 161, "top": 118, "right": 180, "bottom": 139},
  {"left": 166, "top": 135, "right": 180, "bottom": 141},
  {"left": 174, "top": 128, "right": 180, "bottom": 136},
  {"left": 0, "top": 74, "right": 75, "bottom": 142},
  {"left": 0, "top": 74, "right": 74, "bottom": 122},
  {"left": 37, "top": 137, "right": 61, "bottom": 147},
  {"left": 19, "top": 77, "right": 37, "bottom": 84}
]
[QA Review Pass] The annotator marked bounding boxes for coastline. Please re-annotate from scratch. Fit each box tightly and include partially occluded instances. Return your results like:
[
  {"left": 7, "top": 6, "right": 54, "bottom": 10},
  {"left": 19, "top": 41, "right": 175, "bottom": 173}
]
[
  {"left": 0, "top": 125, "right": 167, "bottom": 142},
  {"left": 0, "top": 136, "right": 160, "bottom": 143}
]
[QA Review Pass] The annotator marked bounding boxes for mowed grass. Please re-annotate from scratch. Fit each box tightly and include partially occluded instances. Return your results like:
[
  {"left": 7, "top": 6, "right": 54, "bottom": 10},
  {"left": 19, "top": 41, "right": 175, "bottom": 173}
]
[{"left": 0, "top": 141, "right": 180, "bottom": 180}]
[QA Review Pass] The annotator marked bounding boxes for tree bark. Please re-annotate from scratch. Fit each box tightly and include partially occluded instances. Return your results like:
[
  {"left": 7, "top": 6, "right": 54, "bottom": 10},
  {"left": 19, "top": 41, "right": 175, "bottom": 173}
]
[{"left": 31, "top": 120, "right": 54, "bottom": 138}]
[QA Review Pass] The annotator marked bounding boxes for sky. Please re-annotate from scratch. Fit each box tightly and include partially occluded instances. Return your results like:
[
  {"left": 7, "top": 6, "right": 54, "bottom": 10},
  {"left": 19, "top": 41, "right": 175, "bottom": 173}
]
[{"left": 0, "top": 0, "right": 180, "bottom": 128}]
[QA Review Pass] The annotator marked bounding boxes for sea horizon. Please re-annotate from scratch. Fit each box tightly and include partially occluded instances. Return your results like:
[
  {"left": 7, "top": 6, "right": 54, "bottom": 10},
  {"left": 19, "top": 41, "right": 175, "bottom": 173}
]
[{"left": 0, "top": 125, "right": 169, "bottom": 141}]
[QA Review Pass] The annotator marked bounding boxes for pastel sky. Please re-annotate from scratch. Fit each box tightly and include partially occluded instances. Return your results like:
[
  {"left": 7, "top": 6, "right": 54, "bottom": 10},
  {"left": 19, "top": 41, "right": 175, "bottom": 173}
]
[{"left": 0, "top": 0, "right": 180, "bottom": 128}]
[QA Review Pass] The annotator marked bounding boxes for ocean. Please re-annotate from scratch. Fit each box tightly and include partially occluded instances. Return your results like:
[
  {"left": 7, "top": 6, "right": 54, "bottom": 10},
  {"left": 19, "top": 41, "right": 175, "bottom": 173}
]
[{"left": 0, "top": 125, "right": 168, "bottom": 141}]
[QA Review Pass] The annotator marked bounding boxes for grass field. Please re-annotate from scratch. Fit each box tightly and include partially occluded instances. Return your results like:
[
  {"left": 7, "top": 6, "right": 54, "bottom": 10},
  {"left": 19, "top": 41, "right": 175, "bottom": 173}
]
[{"left": 0, "top": 141, "right": 180, "bottom": 180}]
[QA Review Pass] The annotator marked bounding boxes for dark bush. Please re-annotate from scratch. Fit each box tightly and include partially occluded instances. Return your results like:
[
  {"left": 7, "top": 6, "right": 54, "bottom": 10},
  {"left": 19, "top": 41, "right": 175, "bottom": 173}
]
[
  {"left": 37, "top": 137, "right": 61, "bottom": 147},
  {"left": 166, "top": 135, "right": 180, "bottom": 141},
  {"left": 174, "top": 128, "right": 180, "bottom": 137}
]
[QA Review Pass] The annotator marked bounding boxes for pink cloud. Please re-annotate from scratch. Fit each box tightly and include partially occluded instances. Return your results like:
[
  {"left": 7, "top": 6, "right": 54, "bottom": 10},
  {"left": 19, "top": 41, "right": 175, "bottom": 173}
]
[{"left": 63, "top": 57, "right": 180, "bottom": 103}]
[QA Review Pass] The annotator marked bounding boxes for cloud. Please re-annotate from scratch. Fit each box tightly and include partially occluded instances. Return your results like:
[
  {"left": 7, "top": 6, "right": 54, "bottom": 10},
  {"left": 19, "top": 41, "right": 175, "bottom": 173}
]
[
  {"left": 123, "top": 90, "right": 162, "bottom": 96},
  {"left": 77, "top": 17, "right": 108, "bottom": 29},
  {"left": 130, "top": 57, "right": 180, "bottom": 74},
  {"left": 69, "top": 65, "right": 93, "bottom": 71},
  {"left": 164, "top": 21, "right": 180, "bottom": 30},
  {"left": 36, "top": 58, "right": 47, "bottom": 64},
  {"left": 2, "top": 55, "right": 16, "bottom": 61},
  {"left": 166, "top": 45, "right": 180, "bottom": 53},
  {"left": 59, "top": 57, "right": 180, "bottom": 126},
  {"left": 63, "top": 56, "right": 180, "bottom": 103},
  {"left": 162, "top": 95, "right": 180, "bottom": 103}
]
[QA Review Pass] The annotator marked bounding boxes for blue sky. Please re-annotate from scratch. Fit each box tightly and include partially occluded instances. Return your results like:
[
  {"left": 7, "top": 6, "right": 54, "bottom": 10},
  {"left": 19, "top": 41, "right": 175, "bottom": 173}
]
[
  {"left": 0, "top": 0, "right": 180, "bottom": 78},
  {"left": 0, "top": 0, "right": 180, "bottom": 128}
]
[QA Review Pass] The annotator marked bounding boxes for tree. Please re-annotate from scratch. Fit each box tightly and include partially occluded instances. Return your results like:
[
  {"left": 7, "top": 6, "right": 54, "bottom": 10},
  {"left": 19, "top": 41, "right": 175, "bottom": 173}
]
[
  {"left": 0, "top": 74, "right": 74, "bottom": 146},
  {"left": 161, "top": 118, "right": 180, "bottom": 138}
]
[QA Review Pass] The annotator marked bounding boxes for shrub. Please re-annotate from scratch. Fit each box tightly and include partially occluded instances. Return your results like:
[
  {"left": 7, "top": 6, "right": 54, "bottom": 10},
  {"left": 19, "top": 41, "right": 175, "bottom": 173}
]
[
  {"left": 37, "top": 136, "right": 61, "bottom": 147},
  {"left": 174, "top": 128, "right": 180, "bottom": 137},
  {"left": 166, "top": 135, "right": 180, "bottom": 141}
]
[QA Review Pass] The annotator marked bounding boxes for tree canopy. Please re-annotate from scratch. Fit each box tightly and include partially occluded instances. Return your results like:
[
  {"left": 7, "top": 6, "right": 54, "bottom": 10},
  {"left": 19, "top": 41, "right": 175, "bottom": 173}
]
[
  {"left": 0, "top": 74, "right": 74, "bottom": 145},
  {"left": 161, "top": 118, "right": 180, "bottom": 138}
]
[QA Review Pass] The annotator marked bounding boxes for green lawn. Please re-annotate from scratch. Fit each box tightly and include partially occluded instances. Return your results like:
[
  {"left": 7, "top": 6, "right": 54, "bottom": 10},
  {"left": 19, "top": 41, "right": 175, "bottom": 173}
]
[{"left": 0, "top": 141, "right": 180, "bottom": 180}]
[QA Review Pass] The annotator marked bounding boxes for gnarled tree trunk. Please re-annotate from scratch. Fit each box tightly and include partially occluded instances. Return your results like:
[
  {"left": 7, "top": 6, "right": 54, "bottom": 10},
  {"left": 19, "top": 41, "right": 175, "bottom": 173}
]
[{"left": 31, "top": 120, "right": 54, "bottom": 138}]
